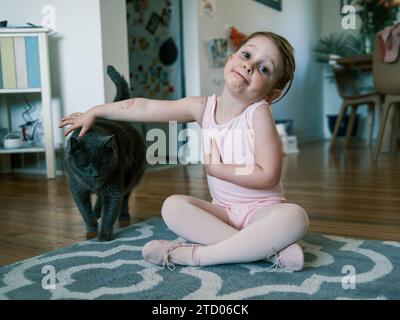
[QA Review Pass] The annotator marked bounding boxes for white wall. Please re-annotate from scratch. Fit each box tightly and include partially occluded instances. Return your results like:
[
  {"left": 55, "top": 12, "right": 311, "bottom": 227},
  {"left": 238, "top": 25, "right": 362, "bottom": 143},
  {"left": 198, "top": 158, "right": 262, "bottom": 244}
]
[
  {"left": 0, "top": 0, "right": 128, "bottom": 145},
  {"left": 182, "top": 0, "right": 202, "bottom": 163},
  {"left": 99, "top": 0, "right": 130, "bottom": 104},
  {"left": 183, "top": 0, "right": 201, "bottom": 98},
  {"left": 183, "top": 0, "right": 324, "bottom": 149}
]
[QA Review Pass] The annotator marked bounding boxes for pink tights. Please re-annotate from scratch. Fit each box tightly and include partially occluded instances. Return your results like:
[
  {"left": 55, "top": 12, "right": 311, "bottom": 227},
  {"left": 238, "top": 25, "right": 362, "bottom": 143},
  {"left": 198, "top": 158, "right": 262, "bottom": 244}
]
[{"left": 160, "top": 195, "right": 309, "bottom": 266}]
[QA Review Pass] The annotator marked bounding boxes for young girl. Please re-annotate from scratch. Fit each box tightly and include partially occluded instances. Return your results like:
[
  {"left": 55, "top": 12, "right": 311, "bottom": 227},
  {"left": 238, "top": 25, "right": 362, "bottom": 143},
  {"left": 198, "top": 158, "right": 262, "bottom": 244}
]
[{"left": 59, "top": 31, "right": 309, "bottom": 271}]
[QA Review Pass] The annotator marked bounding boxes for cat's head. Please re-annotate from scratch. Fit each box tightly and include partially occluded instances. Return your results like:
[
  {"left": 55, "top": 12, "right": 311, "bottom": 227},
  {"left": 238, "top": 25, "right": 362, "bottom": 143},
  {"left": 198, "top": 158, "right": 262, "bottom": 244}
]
[{"left": 66, "top": 131, "right": 117, "bottom": 181}]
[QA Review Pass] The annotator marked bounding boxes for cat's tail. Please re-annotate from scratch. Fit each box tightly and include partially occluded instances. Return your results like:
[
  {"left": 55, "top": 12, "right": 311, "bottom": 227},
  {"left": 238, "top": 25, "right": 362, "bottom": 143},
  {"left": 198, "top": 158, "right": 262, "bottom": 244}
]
[{"left": 106, "top": 65, "right": 131, "bottom": 102}]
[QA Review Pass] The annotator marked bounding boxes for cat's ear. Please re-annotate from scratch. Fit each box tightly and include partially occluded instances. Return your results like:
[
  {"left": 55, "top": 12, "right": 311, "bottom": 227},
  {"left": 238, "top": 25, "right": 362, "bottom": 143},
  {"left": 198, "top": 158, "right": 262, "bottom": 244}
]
[
  {"left": 102, "top": 135, "right": 114, "bottom": 148},
  {"left": 69, "top": 136, "right": 81, "bottom": 152}
]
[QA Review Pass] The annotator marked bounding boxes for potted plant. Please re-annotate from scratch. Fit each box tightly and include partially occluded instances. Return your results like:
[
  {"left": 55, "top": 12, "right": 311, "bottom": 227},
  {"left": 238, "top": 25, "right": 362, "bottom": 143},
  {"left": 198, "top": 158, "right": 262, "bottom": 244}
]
[
  {"left": 314, "top": 33, "right": 364, "bottom": 82},
  {"left": 353, "top": 0, "right": 400, "bottom": 54},
  {"left": 314, "top": 0, "right": 400, "bottom": 68}
]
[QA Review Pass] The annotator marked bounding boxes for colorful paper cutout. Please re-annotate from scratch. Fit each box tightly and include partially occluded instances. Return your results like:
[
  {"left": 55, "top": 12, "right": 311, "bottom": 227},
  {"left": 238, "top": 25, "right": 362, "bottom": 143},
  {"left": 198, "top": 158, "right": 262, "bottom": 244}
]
[{"left": 146, "top": 12, "right": 161, "bottom": 34}]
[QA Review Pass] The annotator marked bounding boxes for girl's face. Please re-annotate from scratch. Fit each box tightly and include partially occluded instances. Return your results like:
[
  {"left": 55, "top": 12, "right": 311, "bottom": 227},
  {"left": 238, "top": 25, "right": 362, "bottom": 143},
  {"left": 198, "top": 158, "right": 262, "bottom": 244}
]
[{"left": 224, "top": 36, "right": 282, "bottom": 103}]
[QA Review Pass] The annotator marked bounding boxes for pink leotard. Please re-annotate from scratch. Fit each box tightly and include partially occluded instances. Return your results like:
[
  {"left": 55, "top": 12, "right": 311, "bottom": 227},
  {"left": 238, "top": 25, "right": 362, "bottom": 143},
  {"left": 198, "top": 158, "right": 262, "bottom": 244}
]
[{"left": 201, "top": 95, "right": 286, "bottom": 229}]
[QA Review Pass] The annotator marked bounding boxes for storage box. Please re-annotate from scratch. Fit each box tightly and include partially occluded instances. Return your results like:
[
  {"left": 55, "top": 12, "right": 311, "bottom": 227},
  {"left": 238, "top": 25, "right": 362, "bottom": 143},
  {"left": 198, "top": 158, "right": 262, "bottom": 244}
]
[
  {"left": 275, "top": 119, "right": 294, "bottom": 136},
  {"left": 281, "top": 136, "right": 299, "bottom": 154}
]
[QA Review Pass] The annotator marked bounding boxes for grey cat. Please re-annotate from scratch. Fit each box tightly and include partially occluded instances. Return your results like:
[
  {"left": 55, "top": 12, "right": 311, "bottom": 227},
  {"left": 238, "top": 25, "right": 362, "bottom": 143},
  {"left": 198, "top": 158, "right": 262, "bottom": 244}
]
[{"left": 64, "top": 66, "right": 146, "bottom": 241}]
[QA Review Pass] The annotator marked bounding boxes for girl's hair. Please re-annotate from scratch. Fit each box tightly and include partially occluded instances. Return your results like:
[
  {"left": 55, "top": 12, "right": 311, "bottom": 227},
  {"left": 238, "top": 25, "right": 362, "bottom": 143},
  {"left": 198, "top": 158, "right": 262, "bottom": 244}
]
[{"left": 238, "top": 31, "right": 296, "bottom": 104}]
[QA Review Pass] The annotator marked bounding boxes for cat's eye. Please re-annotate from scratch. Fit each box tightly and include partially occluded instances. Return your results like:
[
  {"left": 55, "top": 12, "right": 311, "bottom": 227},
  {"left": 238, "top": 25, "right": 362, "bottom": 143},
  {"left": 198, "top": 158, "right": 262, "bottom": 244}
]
[
  {"left": 77, "top": 158, "right": 89, "bottom": 168},
  {"left": 80, "top": 162, "right": 89, "bottom": 168}
]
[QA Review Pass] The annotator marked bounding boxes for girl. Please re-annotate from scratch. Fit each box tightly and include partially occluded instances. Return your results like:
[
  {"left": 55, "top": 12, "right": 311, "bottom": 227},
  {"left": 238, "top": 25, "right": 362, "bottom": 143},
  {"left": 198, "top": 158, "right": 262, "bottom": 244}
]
[{"left": 59, "top": 31, "right": 309, "bottom": 271}]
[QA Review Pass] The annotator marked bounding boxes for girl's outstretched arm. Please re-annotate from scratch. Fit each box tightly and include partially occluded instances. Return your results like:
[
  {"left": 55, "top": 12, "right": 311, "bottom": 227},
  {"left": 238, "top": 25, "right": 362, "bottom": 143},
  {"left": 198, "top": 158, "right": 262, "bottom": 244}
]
[
  {"left": 59, "top": 96, "right": 207, "bottom": 137},
  {"left": 205, "top": 104, "right": 283, "bottom": 190}
]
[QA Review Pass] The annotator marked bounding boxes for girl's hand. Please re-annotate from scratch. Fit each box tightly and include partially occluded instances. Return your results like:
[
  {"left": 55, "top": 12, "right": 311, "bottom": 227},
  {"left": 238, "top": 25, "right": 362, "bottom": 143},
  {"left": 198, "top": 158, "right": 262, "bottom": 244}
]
[
  {"left": 58, "top": 110, "right": 97, "bottom": 137},
  {"left": 204, "top": 139, "right": 222, "bottom": 175}
]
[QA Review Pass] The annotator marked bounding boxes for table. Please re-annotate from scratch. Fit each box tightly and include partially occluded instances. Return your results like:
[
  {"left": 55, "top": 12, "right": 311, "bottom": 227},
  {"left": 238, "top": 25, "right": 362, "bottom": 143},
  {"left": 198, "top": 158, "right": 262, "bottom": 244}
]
[{"left": 335, "top": 55, "right": 372, "bottom": 71}]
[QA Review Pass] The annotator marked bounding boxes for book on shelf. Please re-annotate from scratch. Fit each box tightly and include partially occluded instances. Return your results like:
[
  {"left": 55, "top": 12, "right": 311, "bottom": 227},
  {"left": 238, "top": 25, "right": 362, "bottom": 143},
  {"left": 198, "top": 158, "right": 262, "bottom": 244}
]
[
  {"left": 14, "top": 37, "right": 29, "bottom": 88},
  {"left": 25, "top": 36, "right": 41, "bottom": 88},
  {"left": 0, "top": 35, "right": 41, "bottom": 90},
  {"left": 0, "top": 37, "right": 17, "bottom": 89},
  {"left": 0, "top": 49, "right": 3, "bottom": 88}
]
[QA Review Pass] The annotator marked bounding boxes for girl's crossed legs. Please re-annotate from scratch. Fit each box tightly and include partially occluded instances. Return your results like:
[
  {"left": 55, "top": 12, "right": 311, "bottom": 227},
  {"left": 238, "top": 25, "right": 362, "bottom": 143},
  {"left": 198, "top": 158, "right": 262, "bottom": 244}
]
[{"left": 144, "top": 195, "right": 309, "bottom": 268}]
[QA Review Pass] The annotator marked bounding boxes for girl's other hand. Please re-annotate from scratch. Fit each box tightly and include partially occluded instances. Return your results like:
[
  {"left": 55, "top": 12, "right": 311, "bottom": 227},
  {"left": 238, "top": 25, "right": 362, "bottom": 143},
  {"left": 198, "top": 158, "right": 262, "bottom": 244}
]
[
  {"left": 211, "top": 139, "right": 222, "bottom": 164},
  {"left": 204, "top": 139, "right": 222, "bottom": 175},
  {"left": 58, "top": 110, "right": 96, "bottom": 137}
]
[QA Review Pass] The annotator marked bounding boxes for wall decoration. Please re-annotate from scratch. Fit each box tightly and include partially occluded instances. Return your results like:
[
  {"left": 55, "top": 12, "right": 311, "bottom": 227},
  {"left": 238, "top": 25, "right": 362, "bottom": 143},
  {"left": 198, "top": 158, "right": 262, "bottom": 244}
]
[
  {"left": 160, "top": 7, "right": 172, "bottom": 26},
  {"left": 208, "top": 38, "right": 228, "bottom": 68},
  {"left": 126, "top": 0, "right": 187, "bottom": 160},
  {"left": 159, "top": 37, "right": 178, "bottom": 66},
  {"left": 230, "top": 26, "right": 247, "bottom": 52},
  {"left": 127, "top": 0, "right": 185, "bottom": 125},
  {"left": 201, "top": 0, "right": 217, "bottom": 17},
  {"left": 132, "top": 0, "right": 149, "bottom": 14},
  {"left": 254, "top": 0, "right": 282, "bottom": 11},
  {"left": 146, "top": 12, "right": 161, "bottom": 34},
  {"left": 129, "top": 0, "right": 149, "bottom": 25},
  {"left": 135, "top": 65, "right": 148, "bottom": 85},
  {"left": 139, "top": 37, "right": 149, "bottom": 50}
]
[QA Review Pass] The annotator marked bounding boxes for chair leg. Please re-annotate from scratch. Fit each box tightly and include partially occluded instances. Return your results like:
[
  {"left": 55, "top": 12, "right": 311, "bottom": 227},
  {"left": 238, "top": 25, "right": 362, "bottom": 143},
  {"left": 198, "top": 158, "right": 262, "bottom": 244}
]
[
  {"left": 344, "top": 105, "right": 357, "bottom": 147},
  {"left": 373, "top": 101, "right": 393, "bottom": 161},
  {"left": 367, "top": 103, "right": 375, "bottom": 147},
  {"left": 329, "top": 102, "right": 349, "bottom": 150}
]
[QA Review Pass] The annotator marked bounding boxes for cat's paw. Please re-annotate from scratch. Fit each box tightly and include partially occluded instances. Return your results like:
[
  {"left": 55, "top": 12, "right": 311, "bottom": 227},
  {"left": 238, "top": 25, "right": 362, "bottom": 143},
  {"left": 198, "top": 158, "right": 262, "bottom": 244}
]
[
  {"left": 118, "top": 215, "right": 130, "bottom": 227},
  {"left": 119, "top": 220, "right": 130, "bottom": 228},
  {"left": 98, "top": 233, "right": 114, "bottom": 242},
  {"left": 86, "top": 230, "right": 98, "bottom": 240}
]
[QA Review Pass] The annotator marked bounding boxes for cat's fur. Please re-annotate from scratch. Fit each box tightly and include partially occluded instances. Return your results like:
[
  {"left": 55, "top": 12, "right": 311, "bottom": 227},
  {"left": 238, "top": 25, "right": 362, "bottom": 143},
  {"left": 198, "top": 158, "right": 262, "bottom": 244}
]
[{"left": 64, "top": 66, "right": 146, "bottom": 241}]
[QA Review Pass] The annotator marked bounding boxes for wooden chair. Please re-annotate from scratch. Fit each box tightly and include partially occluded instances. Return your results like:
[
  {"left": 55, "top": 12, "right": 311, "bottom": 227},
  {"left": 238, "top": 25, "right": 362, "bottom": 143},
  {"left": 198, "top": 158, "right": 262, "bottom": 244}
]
[
  {"left": 329, "top": 63, "right": 382, "bottom": 150},
  {"left": 372, "top": 35, "right": 400, "bottom": 161}
]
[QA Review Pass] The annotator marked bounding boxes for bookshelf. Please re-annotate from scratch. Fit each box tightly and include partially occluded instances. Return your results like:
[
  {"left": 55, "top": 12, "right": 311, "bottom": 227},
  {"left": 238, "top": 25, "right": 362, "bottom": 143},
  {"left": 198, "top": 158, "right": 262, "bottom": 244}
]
[{"left": 0, "top": 28, "right": 55, "bottom": 179}]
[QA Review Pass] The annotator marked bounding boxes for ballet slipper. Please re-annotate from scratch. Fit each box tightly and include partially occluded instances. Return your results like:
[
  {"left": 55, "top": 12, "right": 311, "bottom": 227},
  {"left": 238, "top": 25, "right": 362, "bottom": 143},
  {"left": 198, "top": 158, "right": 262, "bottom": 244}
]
[
  {"left": 142, "top": 240, "right": 200, "bottom": 270},
  {"left": 267, "top": 243, "right": 304, "bottom": 272}
]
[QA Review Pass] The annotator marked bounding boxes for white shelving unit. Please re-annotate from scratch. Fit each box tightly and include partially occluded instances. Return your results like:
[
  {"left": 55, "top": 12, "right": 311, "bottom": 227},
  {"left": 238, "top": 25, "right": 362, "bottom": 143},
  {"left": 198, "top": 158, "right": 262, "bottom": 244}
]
[{"left": 0, "top": 28, "right": 55, "bottom": 179}]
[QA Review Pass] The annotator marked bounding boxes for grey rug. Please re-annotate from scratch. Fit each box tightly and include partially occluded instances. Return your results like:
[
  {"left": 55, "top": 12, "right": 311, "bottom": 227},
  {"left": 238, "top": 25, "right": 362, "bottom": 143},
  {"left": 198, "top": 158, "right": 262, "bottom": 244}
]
[{"left": 0, "top": 217, "right": 399, "bottom": 300}]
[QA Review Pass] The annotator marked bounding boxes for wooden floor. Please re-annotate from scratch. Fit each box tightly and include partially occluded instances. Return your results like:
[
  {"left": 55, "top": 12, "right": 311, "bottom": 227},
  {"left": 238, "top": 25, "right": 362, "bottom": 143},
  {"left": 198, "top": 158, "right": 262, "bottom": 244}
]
[{"left": 0, "top": 140, "right": 399, "bottom": 266}]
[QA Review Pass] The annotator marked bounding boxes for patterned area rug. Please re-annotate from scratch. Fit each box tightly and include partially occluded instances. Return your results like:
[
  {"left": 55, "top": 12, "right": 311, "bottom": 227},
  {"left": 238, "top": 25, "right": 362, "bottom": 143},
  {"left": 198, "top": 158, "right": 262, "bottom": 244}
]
[{"left": 0, "top": 217, "right": 399, "bottom": 300}]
